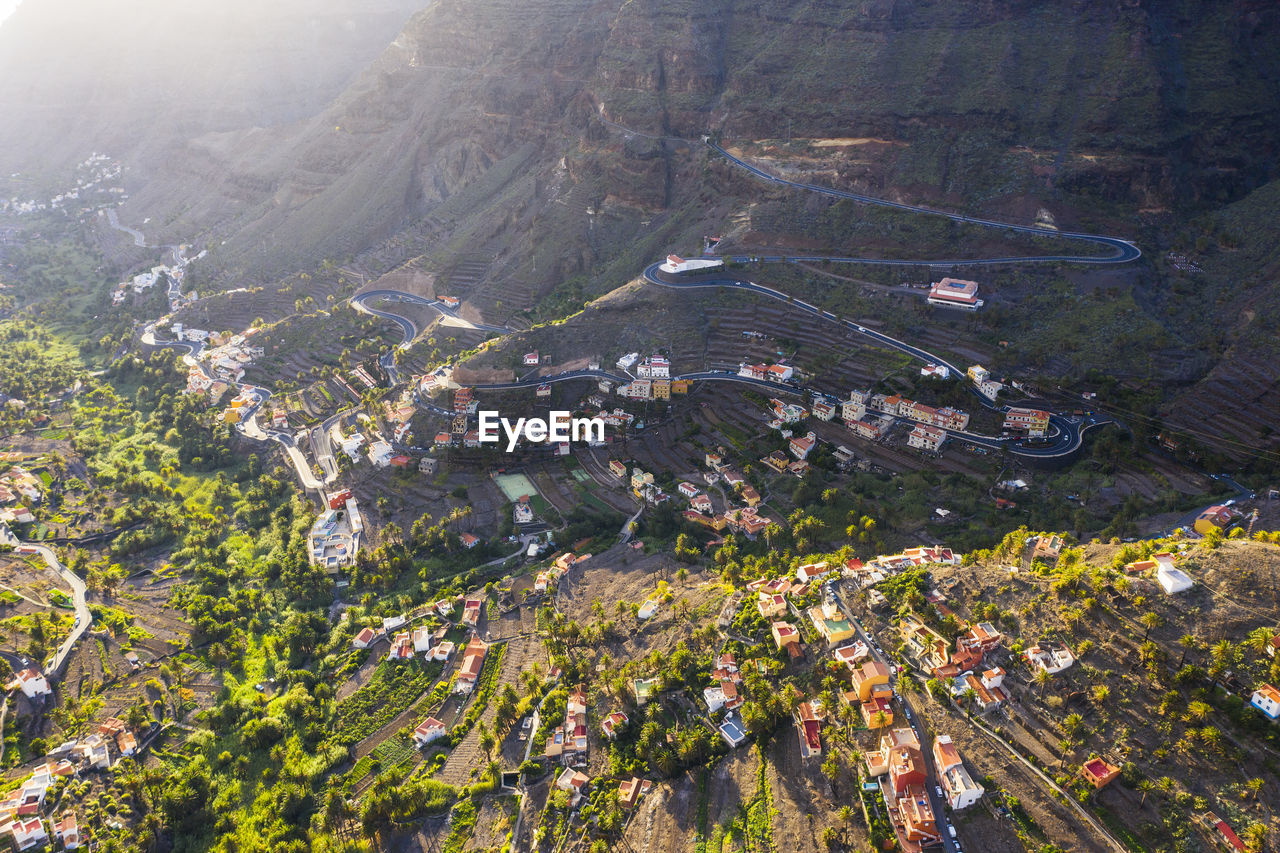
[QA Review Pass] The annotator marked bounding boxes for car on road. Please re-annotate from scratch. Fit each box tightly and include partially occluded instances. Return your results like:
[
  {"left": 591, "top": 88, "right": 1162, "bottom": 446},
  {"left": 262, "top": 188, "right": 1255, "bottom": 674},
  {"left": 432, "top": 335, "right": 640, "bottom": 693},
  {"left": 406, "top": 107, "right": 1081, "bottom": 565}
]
[{"left": 936, "top": 785, "right": 943, "bottom": 798}]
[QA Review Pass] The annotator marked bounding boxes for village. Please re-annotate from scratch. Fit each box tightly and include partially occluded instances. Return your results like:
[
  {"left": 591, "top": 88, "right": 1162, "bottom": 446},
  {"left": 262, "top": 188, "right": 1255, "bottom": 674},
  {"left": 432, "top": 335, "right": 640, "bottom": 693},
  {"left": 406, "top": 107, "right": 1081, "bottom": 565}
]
[{"left": 307, "top": 497, "right": 1280, "bottom": 853}]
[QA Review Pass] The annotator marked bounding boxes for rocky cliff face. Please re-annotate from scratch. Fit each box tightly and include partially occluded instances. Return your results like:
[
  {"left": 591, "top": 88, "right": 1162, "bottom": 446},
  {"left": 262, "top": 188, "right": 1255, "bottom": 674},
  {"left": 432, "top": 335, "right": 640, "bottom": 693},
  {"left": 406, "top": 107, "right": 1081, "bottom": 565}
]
[{"left": 7, "top": 0, "right": 1280, "bottom": 294}]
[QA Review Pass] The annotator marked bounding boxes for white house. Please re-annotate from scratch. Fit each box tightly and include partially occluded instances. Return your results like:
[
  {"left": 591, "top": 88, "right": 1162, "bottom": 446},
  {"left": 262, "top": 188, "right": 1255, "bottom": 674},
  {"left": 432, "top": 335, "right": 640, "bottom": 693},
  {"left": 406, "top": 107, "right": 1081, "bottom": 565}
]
[
  {"left": 796, "top": 562, "right": 832, "bottom": 583},
  {"left": 907, "top": 424, "right": 946, "bottom": 453},
  {"left": 352, "top": 627, "right": 377, "bottom": 649},
  {"left": 1156, "top": 565, "right": 1193, "bottom": 595},
  {"left": 1025, "top": 644, "right": 1075, "bottom": 675},
  {"left": 920, "top": 364, "right": 950, "bottom": 380},
  {"left": 413, "top": 717, "right": 448, "bottom": 747},
  {"left": 660, "top": 254, "right": 723, "bottom": 275},
  {"left": 367, "top": 440, "right": 394, "bottom": 468},
  {"left": 1251, "top": 684, "right": 1280, "bottom": 720},
  {"left": 703, "top": 685, "right": 728, "bottom": 713},
  {"left": 338, "top": 432, "right": 367, "bottom": 461},
  {"left": 637, "top": 600, "right": 659, "bottom": 620},
  {"left": 3, "top": 817, "right": 47, "bottom": 851},
  {"left": 413, "top": 627, "right": 433, "bottom": 654},
  {"left": 9, "top": 669, "right": 50, "bottom": 698},
  {"left": 941, "top": 764, "right": 985, "bottom": 810}
]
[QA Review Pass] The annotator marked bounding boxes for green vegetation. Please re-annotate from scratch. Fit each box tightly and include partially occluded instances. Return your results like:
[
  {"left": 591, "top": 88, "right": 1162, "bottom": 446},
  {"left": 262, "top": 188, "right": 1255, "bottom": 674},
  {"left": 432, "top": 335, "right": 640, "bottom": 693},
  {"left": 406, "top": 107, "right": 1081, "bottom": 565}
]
[{"left": 327, "top": 661, "right": 440, "bottom": 749}]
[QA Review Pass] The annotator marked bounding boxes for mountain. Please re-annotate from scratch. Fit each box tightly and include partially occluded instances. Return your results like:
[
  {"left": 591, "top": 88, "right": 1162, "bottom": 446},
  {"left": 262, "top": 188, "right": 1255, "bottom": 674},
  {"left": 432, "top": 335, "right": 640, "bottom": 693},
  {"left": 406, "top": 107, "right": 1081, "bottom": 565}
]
[
  {"left": 98, "top": 0, "right": 1280, "bottom": 292},
  {"left": 0, "top": 0, "right": 425, "bottom": 183}
]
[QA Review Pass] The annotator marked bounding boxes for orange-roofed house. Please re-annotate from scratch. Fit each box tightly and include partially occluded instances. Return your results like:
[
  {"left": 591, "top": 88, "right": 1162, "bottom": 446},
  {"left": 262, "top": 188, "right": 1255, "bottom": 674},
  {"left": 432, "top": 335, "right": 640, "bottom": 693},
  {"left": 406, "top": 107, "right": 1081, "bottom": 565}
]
[
  {"left": 889, "top": 743, "right": 928, "bottom": 797},
  {"left": 1250, "top": 684, "right": 1280, "bottom": 720},
  {"left": 53, "top": 814, "right": 80, "bottom": 850},
  {"left": 771, "top": 621, "right": 800, "bottom": 651},
  {"left": 757, "top": 592, "right": 787, "bottom": 619},
  {"left": 618, "top": 776, "right": 652, "bottom": 809},
  {"left": 454, "top": 637, "right": 488, "bottom": 693},
  {"left": 413, "top": 717, "right": 448, "bottom": 747},
  {"left": 851, "top": 660, "right": 891, "bottom": 702},
  {"left": 861, "top": 694, "right": 894, "bottom": 729},
  {"left": 795, "top": 701, "right": 823, "bottom": 759},
  {"left": 1080, "top": 757, "right": 1121, "bottom": 789},
  {"left": 967, "top": 621, "right": 1003, "bottom": 652},
  {"left": 933, "top": 735, "right": 962, "bottom": 773},
  {"left": 898, "top": 786, "right": 941, "bottom": 843},
  {"left": 602, "top": 712, "right": 628, "bottom": 740},
  {"left": 1194, "top": 505, "right": 1240, "bottom": 536},
  {"left": 864, "top": 727, "right": 920, "bottom": 778}
]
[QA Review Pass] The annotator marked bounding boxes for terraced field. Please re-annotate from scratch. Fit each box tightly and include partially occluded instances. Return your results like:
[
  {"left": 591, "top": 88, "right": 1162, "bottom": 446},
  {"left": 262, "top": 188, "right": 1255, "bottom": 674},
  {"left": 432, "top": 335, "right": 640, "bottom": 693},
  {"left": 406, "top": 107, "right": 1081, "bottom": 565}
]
[{"left": 437, "top": 633, "right": 541, "bottom": 787}]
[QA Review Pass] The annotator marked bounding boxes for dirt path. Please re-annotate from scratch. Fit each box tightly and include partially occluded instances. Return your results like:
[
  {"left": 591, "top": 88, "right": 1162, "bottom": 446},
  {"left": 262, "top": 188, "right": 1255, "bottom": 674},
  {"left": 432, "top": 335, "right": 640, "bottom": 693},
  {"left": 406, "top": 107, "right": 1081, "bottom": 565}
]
[
  {"left": 336, "top": 645, "right": 384, "bottom": 701},
  {"left": 437, "top": 634, "right": 541, "bottom": 786}
]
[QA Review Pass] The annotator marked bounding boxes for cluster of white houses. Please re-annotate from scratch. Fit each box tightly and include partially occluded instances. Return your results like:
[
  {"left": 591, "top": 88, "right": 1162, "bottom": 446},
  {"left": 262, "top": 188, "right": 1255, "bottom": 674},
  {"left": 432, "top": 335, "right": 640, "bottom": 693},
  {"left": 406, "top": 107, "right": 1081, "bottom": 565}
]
[{"left": 0, "top": 714, "right": 146, "bottom": 850}]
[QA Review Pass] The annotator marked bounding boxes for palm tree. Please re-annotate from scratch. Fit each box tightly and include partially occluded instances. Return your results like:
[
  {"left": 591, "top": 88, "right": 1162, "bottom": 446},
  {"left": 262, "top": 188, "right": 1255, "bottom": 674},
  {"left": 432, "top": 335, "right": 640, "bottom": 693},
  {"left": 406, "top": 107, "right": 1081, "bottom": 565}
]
[
  {"left": 1245, "top": 626, "right": 1275, "bottom": 656},
  {"left": 1210, "top": 639, "right": 1237, "bottom": 669},
  {"left": 1140, "top": 611, "right": 1163, "bottom": 640},
  {"left": 1137, "top": 778, "right": 1155, "bottom": 807},
  {"left": 871, "top": 709, "right": 889, "bottom": 740},
  {"left": 1091, "top": 684, "right": 1110, "bottom": 706},
  {"left": 1245, "top": 777, "right": 1264, "bottom": 801},
  {"left": 1033, "top": 666, "right": 1052, "bottom": 697},
  {"left": 1200, "top": 725, "right": 1223, "bottom": 754},
  {"left": 838, "top": 805, "right": 854, "bottom": 842},
  {"left": 1243, "top": 822, "right": 1268, "bottom": 853},
  {"left": 1177, "top": 633, "right": 1200, "bottom": 668},
  {"left": 1185, "top": 700, "right": 1212, "bottom": 724}
]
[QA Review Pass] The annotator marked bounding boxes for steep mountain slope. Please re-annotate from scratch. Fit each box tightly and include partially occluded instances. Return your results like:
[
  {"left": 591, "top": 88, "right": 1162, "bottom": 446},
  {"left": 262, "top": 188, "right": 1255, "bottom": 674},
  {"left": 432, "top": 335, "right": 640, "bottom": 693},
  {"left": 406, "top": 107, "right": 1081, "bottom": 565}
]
[
  {"left": 0, "top": 0, "right": 425, "bottom": 184},
  {"left": 119, "top": 0, "right": 1280, "bottom": 289}
]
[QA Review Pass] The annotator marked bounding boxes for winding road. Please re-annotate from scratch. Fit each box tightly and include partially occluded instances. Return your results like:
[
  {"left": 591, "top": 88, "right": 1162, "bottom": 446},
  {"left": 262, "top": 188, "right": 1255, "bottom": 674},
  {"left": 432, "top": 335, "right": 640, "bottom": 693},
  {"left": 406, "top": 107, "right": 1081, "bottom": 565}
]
[
  {"left": 8, "top": 541, "right": 91, "bottom": 680},
  {"left": 707, "top": 141, "right": 1141, "bottom": 266},
  {"left": 639, "top": 264, "right": 1106, "bottom": 458},
  {"left": 347, "top": 136, "right": 1135, "bottom": 460}
]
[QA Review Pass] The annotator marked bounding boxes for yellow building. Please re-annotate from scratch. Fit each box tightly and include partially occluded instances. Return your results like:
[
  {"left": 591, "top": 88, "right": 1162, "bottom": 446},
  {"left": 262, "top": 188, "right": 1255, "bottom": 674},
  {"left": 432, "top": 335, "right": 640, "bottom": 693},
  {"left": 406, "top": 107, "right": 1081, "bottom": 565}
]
[
  {"left": 771, "top": 621, "right": 800, "bottom": 650},
  {"left": 1194, "top": 505, "right": 1238, "bottom": 536},
  {"left": 652, "top": 379, "right": 671, "bottom": 400},
  {"left": 850, "top": 660, "right": 891, "bottom": 702},
  {"left": 671, "top": 379, "right": 692, "bottom": 394}
]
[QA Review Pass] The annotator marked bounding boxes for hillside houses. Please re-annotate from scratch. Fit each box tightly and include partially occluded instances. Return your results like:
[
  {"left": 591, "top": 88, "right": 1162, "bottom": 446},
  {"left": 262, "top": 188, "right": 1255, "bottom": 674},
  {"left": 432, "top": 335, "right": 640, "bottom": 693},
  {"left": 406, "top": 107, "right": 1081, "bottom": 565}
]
[
  {"left": 864, "top": 727, "right": 941, "bottom": 850},
  {"left": 934, "top": 735, "right": 984, "bottom": 810},
  {"left": 454, "top": 637, "right": 489, "bottom": 693},
  {"left": 1025, "top": 643, "right": 1076, "bottom": 675},
  {"left": 546, "top": 686, "right": 589, "bottom": 763},
  {"left": 808, "top": 588, "right": 856, "bottom": 644}
]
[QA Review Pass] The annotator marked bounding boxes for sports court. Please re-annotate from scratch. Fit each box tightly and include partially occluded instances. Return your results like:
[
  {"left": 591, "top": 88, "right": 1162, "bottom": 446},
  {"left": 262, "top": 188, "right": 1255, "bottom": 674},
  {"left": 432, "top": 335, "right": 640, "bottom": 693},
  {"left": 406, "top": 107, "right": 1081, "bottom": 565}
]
[{"left": 493, "top": 472, "right": 538, "bottom": 502}]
